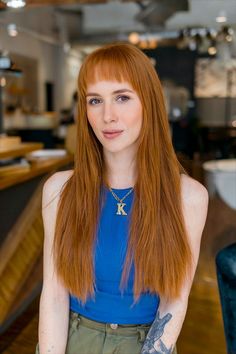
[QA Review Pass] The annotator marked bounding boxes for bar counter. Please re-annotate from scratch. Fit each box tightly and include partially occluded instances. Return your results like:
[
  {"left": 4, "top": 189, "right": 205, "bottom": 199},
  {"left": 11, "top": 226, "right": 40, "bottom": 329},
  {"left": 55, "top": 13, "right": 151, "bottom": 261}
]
[
  {"left": 0, "top": 144, "right": 74, "bottom": 335},
  {"left": 0, "top": 153, "right": 73, "bottom": 190}
]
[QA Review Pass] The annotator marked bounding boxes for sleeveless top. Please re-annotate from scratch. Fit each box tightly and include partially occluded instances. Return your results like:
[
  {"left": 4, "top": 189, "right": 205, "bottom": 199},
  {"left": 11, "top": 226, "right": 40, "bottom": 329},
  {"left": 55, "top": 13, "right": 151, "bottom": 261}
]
[{"left": 69, "top": 186, "right": 160, "bottom": 324}]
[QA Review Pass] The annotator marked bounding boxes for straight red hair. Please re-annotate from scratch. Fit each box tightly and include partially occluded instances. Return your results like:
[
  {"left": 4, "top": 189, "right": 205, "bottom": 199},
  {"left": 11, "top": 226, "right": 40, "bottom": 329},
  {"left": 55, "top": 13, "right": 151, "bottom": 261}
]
[{"left": 53, "top": 42, "right": 192, "bottom": 302}]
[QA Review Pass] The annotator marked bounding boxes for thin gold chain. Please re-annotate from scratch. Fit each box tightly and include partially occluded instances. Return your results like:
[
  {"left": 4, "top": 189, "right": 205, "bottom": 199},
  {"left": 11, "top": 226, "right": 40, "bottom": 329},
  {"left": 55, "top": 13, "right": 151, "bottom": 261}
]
[{"left": 109, "top": 187, "right": 133, "bottom": 203}]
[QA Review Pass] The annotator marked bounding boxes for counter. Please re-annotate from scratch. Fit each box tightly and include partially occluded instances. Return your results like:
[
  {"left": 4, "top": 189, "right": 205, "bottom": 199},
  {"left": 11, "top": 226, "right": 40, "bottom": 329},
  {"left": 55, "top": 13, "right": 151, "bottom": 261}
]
[{"left": 0, "top": 144, "right": 73, "bottom": 333}]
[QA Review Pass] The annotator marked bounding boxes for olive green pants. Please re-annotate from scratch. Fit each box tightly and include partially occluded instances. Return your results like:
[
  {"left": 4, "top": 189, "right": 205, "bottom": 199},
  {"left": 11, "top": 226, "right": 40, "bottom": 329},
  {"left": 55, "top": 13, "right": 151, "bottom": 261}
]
[{"left": 36, "top": 311, "right": 177, "bottom": 354}]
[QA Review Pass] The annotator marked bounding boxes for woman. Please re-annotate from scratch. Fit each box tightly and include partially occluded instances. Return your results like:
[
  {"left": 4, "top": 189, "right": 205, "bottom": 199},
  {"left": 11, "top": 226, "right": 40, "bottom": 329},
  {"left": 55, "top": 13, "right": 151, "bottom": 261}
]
[{"left": 36, "top": 42, "right": 208, "bottom": 354}]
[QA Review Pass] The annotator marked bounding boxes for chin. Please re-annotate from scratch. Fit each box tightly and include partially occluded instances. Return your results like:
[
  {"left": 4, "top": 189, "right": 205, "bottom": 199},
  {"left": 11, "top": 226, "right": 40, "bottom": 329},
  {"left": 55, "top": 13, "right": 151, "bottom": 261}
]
[
  {"left": 103, "top": 143, "right": 136, "bottom": 155},
  {"left": 103, "top": 146, "right": 124, "bottom": 154}
]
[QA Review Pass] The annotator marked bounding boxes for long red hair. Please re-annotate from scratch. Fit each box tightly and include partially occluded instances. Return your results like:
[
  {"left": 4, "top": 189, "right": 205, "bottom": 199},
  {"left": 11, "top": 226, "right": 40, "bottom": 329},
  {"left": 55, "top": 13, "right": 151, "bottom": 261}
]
[{"left": 53, "top": 42, "right": 192, "bottom": 302}]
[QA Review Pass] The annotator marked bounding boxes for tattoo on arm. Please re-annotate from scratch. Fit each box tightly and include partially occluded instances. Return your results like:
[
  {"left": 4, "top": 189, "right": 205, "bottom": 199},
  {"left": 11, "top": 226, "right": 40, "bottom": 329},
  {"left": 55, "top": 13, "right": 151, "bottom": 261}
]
[{"left": 141, "top": 311, "right": 173, "bottom": 354}]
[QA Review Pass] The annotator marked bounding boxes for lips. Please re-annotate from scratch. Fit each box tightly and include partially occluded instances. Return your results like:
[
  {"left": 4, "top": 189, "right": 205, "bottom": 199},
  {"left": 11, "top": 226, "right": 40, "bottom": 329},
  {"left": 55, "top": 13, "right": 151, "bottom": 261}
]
[{"left": 102, "top": 130, "right": 123, "bottom": 139}]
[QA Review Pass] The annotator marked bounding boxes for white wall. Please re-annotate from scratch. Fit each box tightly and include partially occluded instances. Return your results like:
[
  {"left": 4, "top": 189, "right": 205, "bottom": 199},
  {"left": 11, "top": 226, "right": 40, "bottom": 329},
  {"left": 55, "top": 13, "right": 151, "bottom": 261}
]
[
  {"left": 54, "top": 47, "right": 82, "bottom": 113},
  {"left": 0, "top": 26, "right": 82, "bottom": 114}
]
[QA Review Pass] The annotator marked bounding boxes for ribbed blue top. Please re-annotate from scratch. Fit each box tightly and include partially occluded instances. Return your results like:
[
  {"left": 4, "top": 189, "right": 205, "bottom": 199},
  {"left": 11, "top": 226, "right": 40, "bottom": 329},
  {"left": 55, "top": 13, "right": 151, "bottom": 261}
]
[{"left": 70, "top": 186, "right": 159, "bottom": 324}]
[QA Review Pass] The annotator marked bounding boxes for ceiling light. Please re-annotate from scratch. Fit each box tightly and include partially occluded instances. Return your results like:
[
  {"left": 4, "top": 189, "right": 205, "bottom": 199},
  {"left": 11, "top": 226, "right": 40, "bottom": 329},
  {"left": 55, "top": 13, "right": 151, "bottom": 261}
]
[
  {"left": 3, "top": 0, "right": 26, "bottom": 8},
  {"left": 226, "top": 35, "right": 233, "bottom": 42},
  {"left": 208, "top": 46, "right": 217, "bottom": 55},
  {"left": 149, "top": 39, "right": 158, "bottom": 49},
  {"left": 139, "top": 40, "right": 148, "bottom": 49},
  {"left": 216, "top": 11, "right": 227, "bottom": 23},
  {"left": 128, "top": 32, "right": 140, "bottom": 45},
  {"left": 7, "top": 24, "right": 18, "bottom": 37}
]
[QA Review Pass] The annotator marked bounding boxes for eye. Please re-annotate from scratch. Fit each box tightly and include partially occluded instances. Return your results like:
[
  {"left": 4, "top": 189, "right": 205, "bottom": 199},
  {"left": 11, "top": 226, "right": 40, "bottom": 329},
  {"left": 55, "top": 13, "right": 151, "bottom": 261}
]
[
  {"left": 116, "top": 95, "right": 130, "bottom": 102},
  {"left": 88, "top": 98, "right": 102, "bottom": 105}
]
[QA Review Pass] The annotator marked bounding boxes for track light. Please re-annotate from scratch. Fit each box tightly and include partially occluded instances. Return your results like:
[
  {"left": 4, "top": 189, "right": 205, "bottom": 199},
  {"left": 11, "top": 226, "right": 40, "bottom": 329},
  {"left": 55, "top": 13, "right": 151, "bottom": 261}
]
[{"left": 2, "top": 0, "right": 26, "bottom": 8}]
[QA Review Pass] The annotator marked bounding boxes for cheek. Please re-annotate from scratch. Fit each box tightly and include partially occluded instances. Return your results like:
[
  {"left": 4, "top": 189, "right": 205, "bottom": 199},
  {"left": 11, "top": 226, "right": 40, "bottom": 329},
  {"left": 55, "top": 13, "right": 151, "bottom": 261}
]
[
  {"left": 87, "top": 110, "right": 98, "bottom": 130},
  {"left": 128, "top": 106, "right": 143, "bottom": 129}
]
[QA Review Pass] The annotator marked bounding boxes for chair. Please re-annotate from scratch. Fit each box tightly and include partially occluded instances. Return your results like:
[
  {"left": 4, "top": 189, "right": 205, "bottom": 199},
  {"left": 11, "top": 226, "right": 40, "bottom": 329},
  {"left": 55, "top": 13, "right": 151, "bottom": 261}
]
[{"left": 216, "top": 243, "right": 236, "bottom": 354}]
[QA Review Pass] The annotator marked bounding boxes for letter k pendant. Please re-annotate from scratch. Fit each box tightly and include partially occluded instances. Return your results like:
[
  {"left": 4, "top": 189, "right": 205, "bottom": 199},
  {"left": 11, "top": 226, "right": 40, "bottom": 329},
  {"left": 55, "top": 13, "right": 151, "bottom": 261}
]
[{"left": 116, "top": 202, "right": 127, "bottom": 216}]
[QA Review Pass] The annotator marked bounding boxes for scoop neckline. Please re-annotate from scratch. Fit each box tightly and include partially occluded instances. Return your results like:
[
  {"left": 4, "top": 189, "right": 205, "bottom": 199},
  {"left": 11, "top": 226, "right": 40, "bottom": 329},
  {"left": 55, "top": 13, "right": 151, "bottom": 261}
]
[{"left": 104, "top": 185, "right": 134, "bottom": 192}]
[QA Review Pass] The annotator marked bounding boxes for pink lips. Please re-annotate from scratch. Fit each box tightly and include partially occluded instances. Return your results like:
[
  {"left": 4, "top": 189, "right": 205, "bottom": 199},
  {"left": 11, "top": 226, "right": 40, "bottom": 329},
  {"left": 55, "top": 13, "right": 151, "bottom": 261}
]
[{"left": 102, "top": 130, "right": 123, "bottom": 139}]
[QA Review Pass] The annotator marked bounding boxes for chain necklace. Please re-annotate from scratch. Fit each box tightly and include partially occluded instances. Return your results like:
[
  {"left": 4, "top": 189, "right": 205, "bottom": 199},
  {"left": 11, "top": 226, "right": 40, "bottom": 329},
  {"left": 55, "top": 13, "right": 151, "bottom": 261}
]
[{"left": 109, "top": 187, "right": 133, "bottom": 216}]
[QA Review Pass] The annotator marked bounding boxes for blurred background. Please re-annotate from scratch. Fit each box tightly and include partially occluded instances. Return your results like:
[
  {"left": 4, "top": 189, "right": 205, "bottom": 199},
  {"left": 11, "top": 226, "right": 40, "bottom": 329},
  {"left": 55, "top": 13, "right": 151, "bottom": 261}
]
[{"left": 0, "top": 1, "right": 236, "bottom": 353}]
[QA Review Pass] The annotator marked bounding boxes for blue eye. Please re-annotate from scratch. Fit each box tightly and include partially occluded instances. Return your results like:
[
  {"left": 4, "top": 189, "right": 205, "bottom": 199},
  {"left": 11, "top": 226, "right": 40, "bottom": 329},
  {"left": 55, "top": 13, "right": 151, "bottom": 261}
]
[
  {"left": 117, "top": 95, "right": 130, "bottom": 102},
  {"left": 88, "top": 98, "right": 101, "bottom": 105}
]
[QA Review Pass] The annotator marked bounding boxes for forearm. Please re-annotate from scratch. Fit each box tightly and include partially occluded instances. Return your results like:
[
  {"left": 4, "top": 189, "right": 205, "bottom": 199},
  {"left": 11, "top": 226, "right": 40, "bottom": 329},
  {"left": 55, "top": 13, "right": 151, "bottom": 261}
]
[
  {"left": 141, "top": 297, "right": 188, "bottom": 354},
  {"left": 38, "top": 287, "right": 69, "bottom": 354}
]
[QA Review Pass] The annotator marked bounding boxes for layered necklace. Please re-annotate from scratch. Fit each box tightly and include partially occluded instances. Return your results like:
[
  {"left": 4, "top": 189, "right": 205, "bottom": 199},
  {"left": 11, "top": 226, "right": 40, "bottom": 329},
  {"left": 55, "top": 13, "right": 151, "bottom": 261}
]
[{"left": 109, "top": 187, "right": 133, "bottom": 216}]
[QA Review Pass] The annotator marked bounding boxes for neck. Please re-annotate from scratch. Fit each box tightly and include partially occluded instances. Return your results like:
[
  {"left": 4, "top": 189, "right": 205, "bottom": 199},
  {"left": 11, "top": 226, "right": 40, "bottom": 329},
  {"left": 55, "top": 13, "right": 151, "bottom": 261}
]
[{"left": 104, "top": 150, "right": 137, "bottom": 189}]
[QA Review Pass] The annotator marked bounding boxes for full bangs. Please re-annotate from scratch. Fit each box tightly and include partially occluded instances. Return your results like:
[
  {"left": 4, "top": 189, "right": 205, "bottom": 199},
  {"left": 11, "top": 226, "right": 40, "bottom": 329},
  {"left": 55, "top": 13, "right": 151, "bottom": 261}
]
[{"left": 78, "top": 45, "right": 143, "bottom": 96}]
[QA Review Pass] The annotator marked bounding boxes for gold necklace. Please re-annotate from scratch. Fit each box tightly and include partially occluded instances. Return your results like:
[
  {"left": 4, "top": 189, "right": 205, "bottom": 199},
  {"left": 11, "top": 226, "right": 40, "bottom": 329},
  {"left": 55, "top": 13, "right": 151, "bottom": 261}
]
[{"left": 109, "top": 187, "right": 133, "bottom": 216}]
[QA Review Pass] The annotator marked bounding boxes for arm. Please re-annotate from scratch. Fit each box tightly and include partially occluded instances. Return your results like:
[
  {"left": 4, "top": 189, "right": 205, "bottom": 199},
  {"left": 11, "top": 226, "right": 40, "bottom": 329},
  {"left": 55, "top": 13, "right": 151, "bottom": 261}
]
[
  {"left": 38, "top": 172, "right": 72, "bottom": 354},
  {"left": 141, "top": 176, "right": 209, "bottom": 354}
]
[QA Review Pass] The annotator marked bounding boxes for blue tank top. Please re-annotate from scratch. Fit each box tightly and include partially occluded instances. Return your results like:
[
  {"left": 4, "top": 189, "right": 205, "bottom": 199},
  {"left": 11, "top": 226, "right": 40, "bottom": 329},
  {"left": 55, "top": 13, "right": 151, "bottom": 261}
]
[{"left": 70, "top": 186, "right": 160, "bottom": 324}]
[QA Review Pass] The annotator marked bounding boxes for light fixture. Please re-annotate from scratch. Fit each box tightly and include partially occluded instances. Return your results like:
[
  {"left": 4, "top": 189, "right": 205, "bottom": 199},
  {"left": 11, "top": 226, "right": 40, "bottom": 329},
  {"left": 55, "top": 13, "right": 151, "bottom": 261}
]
[
  {"left": 226, "top": 35, "right": 233, "bottom": 42},
  {"left": 224, "top": 27, "right": 234, "bottom": 42},
  {"left": 7, "top": 24, "right": 18, "bottom": 37},
  {"left": 139, "top": 40, "right": 148, "bottom": 49},
  {"left": 216, "top": 10, "right": 227, "bottom": 23},
  {"left": 148, "top": 39, "right": 158, "bottom": 49},
  {"left": 208, "top": 46, "right": 217, "bottom": 55},
  {"left": 128, "top": 32, "right": 140, "bottom": 45},
  {"left": 3, "top": 0, "right": 26, "bottom": 8}
]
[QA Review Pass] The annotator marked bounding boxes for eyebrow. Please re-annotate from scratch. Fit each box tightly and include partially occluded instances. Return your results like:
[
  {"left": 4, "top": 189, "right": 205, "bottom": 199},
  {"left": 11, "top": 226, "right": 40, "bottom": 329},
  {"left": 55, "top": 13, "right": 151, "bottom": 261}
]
[{"left": 86, "top": 88, "right": 134, "bottom": 97}]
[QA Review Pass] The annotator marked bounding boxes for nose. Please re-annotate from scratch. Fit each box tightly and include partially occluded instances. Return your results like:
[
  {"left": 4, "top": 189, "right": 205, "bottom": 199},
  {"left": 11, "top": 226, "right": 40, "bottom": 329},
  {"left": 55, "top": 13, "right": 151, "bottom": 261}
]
[{"left": 103, "top": 102, "right": 117, "bottom": 123}]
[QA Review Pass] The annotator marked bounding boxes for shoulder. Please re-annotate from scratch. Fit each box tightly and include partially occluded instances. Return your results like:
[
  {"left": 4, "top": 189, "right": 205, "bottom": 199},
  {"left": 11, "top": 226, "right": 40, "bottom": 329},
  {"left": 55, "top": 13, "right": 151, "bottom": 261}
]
[
  {"left": 180, "top": 173, "right": 209, "bottom": 210},
  {"left": 180, "top": 173, "right": 209, "bottom": 245},
  {"left": 42, "top": 170, "right": 74, "bottom": 210}
]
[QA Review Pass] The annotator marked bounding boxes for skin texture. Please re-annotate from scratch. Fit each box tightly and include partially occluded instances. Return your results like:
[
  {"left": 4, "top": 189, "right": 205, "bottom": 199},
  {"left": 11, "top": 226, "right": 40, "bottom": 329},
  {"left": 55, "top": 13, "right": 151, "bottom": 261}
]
[
  {"left": 86, "top": 80, "right": 143, "bottom": 189},
  {"left": 86, "top": 80, "right": 143, "bottom": 157}
]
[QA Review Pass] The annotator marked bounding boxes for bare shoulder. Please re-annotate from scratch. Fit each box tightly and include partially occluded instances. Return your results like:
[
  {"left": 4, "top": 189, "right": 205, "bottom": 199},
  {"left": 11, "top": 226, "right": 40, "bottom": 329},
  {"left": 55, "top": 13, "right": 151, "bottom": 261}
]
[
  {"left": 42, "top": 170, "right": 74, "bottom": 209},
  {"left": 180, "top": 173, "right": 209, "bottom": 209},
  {"left": 180, "top": 174, "right": 209, "bottom": 246}
]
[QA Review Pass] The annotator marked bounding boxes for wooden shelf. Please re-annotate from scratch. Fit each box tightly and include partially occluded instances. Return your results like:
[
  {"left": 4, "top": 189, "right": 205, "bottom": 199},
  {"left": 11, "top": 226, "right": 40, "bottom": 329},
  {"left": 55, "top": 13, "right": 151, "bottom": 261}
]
[
  {"left": 0, "top": 143, "right": 43, "bottom": 159},
  {"left": 0, "top": 154, "right": 74, "bottom": 190}
]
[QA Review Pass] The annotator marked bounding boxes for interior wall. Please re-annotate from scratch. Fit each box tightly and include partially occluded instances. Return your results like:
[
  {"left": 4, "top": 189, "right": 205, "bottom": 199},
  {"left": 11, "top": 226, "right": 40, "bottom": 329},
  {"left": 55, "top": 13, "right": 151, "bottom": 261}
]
[
  {"left": 0, "top": 30, "right": 55, "bottom": 111},
  {"left": 54, "top": 47, "right": 82, "bottom": 114},
  {"left": 0, "top": 29, "right": 82, "bottom": 114}
]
